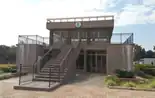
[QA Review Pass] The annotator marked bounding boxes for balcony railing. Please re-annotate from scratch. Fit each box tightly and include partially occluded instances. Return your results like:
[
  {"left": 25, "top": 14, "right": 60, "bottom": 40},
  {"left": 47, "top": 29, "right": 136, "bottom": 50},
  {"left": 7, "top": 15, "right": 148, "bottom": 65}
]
[
  {"left": 18, "top": 33, "right": 133, "bottom": 45},
  {"left": 47, "top": 15, "right": 114, "bottom": 23}
]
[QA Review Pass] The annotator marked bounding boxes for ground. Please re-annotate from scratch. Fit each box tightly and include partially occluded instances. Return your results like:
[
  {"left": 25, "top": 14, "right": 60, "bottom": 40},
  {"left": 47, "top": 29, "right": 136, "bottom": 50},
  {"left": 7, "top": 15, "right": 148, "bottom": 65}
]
[{"left": 0, "top": 72, "right": 155, "bottom": 98}]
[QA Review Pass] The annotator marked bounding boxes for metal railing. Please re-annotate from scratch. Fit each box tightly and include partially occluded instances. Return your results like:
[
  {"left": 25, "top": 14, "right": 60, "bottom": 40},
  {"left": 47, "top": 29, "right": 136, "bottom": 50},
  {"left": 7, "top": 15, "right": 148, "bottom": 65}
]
[
  {"left": 18, "top": 35, "right": 49, "bottom": 45},
  {"left": 47, "top": 15, "right": 114, "bottom": 22},
  {"left": 18, "top": 64, "right": 33, "bottom": 85}
]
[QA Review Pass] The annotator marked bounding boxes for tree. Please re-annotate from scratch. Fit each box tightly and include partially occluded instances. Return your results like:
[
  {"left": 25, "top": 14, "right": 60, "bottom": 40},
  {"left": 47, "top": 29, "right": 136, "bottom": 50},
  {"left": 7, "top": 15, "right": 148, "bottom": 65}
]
[
  {"left": 133, "top": 44, "right": 146, "bottom": 61},
  {"left": 0, "top": 45, "right": 16, "bottom": 64},
  {"left": 145, "top": 50, "right": 154, "bottom": 58}
]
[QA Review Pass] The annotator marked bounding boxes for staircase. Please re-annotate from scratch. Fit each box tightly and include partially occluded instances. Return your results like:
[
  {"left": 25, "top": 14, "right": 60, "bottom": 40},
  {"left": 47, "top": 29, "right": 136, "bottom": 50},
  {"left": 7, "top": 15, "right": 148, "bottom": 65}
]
[
  {"left": 34, "top": 41, "right": 81, "bottom": 86},
  {"left": 34, "top": 45, "right": 72, "bottom": 82},
  {"left": 14, "top": 41, "right": 81, "bottom": 91}
]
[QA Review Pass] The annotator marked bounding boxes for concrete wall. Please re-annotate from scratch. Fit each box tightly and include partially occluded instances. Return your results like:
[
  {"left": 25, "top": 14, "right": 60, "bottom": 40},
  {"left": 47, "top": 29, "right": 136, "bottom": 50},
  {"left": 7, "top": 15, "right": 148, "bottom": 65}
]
[
  {"left": 80, "top": 41, "right": 108, "bottom": 50},
  {"left": 106, "top": 44, "right": 134, "bottom": 74},
  {"left": 47, "top": 20, "right": 114, "bottom": 30},
  {"left": 16, "top": 44, "right": 44, "bottom": 72}
]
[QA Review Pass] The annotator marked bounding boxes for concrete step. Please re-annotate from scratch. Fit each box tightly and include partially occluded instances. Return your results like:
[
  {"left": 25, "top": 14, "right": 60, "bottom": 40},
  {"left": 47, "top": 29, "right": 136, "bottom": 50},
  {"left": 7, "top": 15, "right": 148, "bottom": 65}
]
[
  {"left": 35, "top": 75, "right": 64, "bottom": 79},
  {"left": 33, "top": 77, "right": 63, "bottom": 82},
  {"left": 41, "top": 67, "right": 68, "bottom": 71},
  {"left": 41, "top": 68, "right": 60, "bottom": 72},
  {"left": 40, "top": 69, "right": 67, "bottom": 73},
  {"left": 39, "top": 72, "right": 66, "bottom": 75},
  {"left": 14, "top": 82, "right": 61, "bottom": 91},
  {"left": 42, "top": 66, "right": 60, "bottom": 69}
]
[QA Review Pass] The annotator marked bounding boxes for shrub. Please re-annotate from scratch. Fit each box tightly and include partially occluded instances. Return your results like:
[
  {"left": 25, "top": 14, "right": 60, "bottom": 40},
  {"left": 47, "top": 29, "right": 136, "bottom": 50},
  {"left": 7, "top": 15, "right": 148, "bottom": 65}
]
[
  {"left": 10, "top": 69, "right": 17, "bottom": 73},
  {"left": 0, "top": 66, "right": 17, "bottom": 73},
  {"left": 104, "top": 75, "right": 120, "bottom": 83},
  {"left": 0, "top": 70, "right": 4, "bottom": 74},
  {"left": 122, "top": 82, "right": 136, "bottom": 87},
  {"left": 0, "top": 67, "right": 11, "bottom": 72},
  {"left": 104, "top": 75, "right": 120, "bottom": 86},
  {"left": 10, "top": 66, "right": 16, "bottom": 69},
  {"left": 136, "top": 71, "right": 154, "bottom": 79},
  {"left": 134, "top": 64, "right": 155, "bottom": 71},
  {"left": 115, "top": 69, "right": 135, "bottom": 78},
  {"left": 149, "top": 81, "right": 155, "bottom": 88},
  {"left": 142, "top": 68, "right": 155, "bottom": 76},
  {"left": 105, "top": 80, "right": 117, "bottom": 86}
]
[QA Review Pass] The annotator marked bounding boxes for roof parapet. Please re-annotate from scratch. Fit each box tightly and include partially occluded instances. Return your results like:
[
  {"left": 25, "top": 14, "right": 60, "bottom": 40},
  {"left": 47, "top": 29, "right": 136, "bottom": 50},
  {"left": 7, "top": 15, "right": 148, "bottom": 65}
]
[{"left": 47, "top": 15, "right": 114, "bottom": 23}]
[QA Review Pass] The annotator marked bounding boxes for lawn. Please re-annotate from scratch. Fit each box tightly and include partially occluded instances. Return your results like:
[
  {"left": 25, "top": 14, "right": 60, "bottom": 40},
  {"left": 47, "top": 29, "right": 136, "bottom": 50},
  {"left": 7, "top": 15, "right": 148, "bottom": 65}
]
[
  {"left": 104, "top": 64, "right": 155, "bottom": 90},
  {"left": 0, "top": 64, "right": 16, "bottom": 68}
]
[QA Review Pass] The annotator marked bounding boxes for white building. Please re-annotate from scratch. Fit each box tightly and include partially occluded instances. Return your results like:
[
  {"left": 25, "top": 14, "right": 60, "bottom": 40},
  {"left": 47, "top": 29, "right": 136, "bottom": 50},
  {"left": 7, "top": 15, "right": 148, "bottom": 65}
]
[{"left": 138, "top": 58, "right": 155, "bottom": 65}]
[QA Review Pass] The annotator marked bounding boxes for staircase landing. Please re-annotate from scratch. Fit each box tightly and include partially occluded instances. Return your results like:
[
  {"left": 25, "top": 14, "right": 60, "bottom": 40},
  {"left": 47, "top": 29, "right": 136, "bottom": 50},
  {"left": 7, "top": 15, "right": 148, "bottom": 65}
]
[{"left": 14, "top": 81, "right": 61, "bottom": 91}]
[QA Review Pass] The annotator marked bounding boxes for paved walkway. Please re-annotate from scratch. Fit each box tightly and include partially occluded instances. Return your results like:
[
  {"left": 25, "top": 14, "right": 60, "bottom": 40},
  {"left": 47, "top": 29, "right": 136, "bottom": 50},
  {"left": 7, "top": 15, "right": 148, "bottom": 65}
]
[{"left": 0, "top": 73, "right": 155, "bottom": 98}]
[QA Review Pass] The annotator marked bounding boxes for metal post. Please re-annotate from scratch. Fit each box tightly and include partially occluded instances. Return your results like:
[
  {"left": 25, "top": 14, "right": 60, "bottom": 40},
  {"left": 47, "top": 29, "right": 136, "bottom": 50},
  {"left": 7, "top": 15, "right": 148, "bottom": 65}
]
[
  {"left": 84, "top": 50, "right": 87, "bottom": 72},
  {"left": 19, "top": 64, "right": 22, "bottom": 85},
  {"left": 59, "top": 65, "right": 61, "bottom": 83},
  {"left": 32, "top": 62, "right": 34, "bottom": 80},
  {"left": 49, "top": 67, "right": 51, "bottom": 88},
  {"left": 95, "top": 52, "right": 98, "bottom": 72},
  {"left": 120, "top": 33, "right": 122, "bottom": 44},
  {"left": 49, "top": 30, "right": 53, "bottom": 46}
]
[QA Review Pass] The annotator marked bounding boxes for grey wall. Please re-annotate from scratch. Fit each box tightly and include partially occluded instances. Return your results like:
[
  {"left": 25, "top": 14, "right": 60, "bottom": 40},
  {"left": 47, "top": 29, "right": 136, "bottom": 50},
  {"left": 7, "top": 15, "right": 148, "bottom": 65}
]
[
  {"left": 106, "top": 44, "right": 134, "bottom": 74},
  {"left": 16, "top": 44, "right": 44, "bottom": 72}
]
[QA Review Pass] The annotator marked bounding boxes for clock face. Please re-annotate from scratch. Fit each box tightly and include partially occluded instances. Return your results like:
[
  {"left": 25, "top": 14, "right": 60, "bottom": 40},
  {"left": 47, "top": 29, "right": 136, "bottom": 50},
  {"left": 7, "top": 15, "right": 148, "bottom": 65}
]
[{"left": 75, "top": 22, "right": 81, "bottom": 28}]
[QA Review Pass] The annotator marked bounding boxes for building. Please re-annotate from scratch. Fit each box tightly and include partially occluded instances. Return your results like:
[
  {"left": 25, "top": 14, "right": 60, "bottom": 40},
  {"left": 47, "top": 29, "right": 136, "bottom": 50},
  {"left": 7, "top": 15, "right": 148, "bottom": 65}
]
[
  {"left": 138, "top": 58, "right": 155, "bottom": 65},
  {"left": 14, "top": 16, "right": 134, "bottom": 91}
]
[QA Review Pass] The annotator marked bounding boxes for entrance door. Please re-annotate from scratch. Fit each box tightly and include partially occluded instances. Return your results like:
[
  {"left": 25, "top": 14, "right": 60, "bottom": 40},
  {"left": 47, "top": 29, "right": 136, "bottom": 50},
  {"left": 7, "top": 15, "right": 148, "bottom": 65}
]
[
  {"left": 97, "top": 55, "right": 102, "bottom": 73},
  {"left": 86, "top": 50, "right": 106, "bottom": 73}
]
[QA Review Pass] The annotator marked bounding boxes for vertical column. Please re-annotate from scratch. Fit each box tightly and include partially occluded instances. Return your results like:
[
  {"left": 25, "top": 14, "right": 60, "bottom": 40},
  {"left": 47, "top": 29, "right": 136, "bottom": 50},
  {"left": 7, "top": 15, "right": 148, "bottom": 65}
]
[
  {"left": 92, "top": 32, "right": 95, "bottom": 41},
  {"left": 78, "top": 32, "right": 81, "bottom": 42},
  {"left": 66, "top": 31, "right": 71, "bottom": 44},
  {"left": 84, "top": 50, "right": 87, "bottom": 72},
  {"left": 49, "top": 30, "right": 53, "bottom": 46},
  {"left": 87, "top": 32, "right": 90, "bottom": 44},
  {"left": 126, "top": 45, "right": 133, "bottom": 71},
  {"left": 95, "top": 52, "right": 98, "bottom": 72}
]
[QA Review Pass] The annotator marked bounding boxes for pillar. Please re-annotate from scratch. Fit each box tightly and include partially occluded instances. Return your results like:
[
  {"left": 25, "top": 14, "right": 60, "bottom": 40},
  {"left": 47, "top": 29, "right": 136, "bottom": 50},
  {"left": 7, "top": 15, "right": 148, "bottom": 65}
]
[
  {"left": 49, "top": 30, "right": 53, "bottom": 46},
  {"left": 126, "top": 45, "right": 133, "bottom": 71},
  {"left": 87, "top": 32, "right": 90, "bottom": 44},
  {"left": 66, "top": 31, "right": 71, "bottom": 44},
  {"left": 84, "top": 50, "right": 87, "bottom": 72},
  {"left": 92, "top": 32, "right": 95, "bottom": 41}
]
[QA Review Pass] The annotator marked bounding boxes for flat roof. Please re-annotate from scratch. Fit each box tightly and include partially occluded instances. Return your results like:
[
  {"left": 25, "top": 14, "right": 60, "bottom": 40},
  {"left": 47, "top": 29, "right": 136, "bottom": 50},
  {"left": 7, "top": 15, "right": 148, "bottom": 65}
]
[{"left": 47, "top": 15, "right": 114, "bottom": 22}]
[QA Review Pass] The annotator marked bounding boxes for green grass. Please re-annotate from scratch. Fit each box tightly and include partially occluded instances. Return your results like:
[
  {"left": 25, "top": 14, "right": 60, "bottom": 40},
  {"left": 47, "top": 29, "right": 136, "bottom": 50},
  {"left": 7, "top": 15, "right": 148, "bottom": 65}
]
[
  {"left": 0, "top": 64, "right": 16, "bottom": 68},
  {"left": 104, "top": 75, "right": 155, "bottom": 89}
]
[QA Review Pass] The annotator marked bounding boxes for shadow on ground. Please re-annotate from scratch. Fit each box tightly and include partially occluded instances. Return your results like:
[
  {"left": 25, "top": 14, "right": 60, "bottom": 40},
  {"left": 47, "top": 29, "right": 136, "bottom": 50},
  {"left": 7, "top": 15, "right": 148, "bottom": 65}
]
[{"left": 67, "top": 71, "right": 105, "bottom": 87}]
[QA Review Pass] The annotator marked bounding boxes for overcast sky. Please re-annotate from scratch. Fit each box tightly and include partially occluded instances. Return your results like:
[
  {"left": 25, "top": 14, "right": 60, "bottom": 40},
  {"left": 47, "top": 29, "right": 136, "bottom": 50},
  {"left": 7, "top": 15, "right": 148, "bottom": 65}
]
[{"left": 0, "top": 0, "right": 155, "bottom": 50}]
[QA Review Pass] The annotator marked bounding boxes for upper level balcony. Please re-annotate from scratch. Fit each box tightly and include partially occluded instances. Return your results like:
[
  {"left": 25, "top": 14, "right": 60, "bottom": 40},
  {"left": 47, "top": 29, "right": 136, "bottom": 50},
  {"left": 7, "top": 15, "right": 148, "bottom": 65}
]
[{"left": 46, "top": 16, "right": 114, "bottom": 30}]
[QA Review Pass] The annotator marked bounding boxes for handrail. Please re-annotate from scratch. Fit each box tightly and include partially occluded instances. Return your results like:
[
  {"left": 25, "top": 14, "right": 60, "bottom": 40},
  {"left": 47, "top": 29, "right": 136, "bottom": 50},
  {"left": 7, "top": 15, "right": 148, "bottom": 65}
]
[
  {"left": 32, "top": 58, "right": 38, "bottom": 79},
  {"left": 60, "top": 48, "right": 73, "bottom": 66},
  {"left": 60, "top": 42, "right": 80, "bottom": 66},
  {"left": 47, "top": 15, "right": 114, "bottom": 22},
  {"left": 47, "top": 15, "right": 114, "bottom": 20},
  {"left": 41, "top": 47, "right": 52, "bottom": 60}
]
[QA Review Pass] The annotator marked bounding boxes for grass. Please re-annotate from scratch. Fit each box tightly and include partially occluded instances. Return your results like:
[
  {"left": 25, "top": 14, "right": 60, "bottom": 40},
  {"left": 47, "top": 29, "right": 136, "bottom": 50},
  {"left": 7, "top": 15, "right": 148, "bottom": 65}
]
[
  {"left": 0, "top": 64, "right": 16, "bottom": 68},
  {"left": 105, "top": 75, "right": 155, "bottom": 89}
]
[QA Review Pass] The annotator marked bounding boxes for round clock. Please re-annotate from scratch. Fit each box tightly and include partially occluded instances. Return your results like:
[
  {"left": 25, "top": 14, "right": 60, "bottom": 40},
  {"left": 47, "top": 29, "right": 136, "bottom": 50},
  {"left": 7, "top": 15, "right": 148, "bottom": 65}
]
[{"left": 75, "top": 22, "right": 81, "bottom": 28}]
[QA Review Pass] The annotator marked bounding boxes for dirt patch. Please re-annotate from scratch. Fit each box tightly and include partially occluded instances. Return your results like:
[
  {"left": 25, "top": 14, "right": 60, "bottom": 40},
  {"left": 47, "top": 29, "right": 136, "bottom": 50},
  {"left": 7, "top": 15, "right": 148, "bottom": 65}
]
[{"left": 0, "top": 73, "right": 155, "bottom": 98}]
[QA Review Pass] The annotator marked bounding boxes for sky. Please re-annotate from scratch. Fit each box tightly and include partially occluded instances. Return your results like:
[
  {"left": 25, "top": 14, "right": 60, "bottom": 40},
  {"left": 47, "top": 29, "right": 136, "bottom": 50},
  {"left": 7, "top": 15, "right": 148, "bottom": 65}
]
[{"left": 0, "top": 0, "right": 155, "bottom": 50}]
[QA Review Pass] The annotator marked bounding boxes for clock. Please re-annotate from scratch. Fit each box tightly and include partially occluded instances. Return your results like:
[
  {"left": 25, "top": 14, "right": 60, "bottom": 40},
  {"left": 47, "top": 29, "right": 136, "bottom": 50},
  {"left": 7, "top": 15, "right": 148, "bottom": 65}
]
[{"left": 75, "top": 22, "right": 81, "bottom": 28}]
